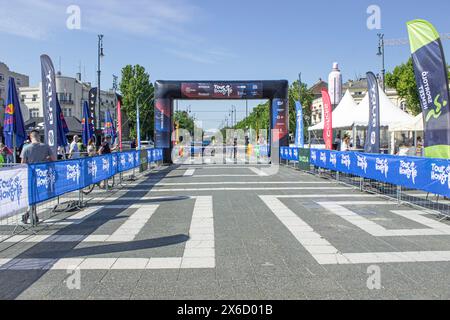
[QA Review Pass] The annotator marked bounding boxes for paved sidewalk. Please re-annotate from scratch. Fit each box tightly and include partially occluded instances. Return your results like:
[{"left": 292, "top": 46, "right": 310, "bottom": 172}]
[{"left": 1, "top": 164, "right": 450, "bottom": 300}]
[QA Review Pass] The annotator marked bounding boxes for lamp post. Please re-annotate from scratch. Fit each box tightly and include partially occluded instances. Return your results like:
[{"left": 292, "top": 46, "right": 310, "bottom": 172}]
[
  {"left": 136, "top": 92, "right": 154, "bottom": 150},
  {"left": 377, "top": 33, "right": 386, "bottom": 92},
  {"left": 97, "top": 35, "right": 104, "bottom": 137}
]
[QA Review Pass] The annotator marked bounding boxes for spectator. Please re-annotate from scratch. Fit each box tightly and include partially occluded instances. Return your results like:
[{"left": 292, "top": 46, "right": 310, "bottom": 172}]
[
  {"left": 98, "top": 136, "right": 112, "bottom": 155},
  {"left": 0, "top": 143, "right": 13, "bottom": 164},
  {"left": 416, "top": 136, "right": 424, "bottom": 157},
  {"left": 87, "top": 138, "right": 97, "bottom": 157},
  {"left": 20, "top": 130, "right": 56, "bottom": 164},
  {"left": 341, "top": 135, "right": 351, "bottom": 152},
  {"left": 20, "top": 130, "right": 56, "bottom": 224},
  {"left": 131, "top": 139, "right": 137, "bottom": 149},
  {"left": 69, "top": 135, "right": 81, "bottom": 159},
  {"left": 397, "top": 143, "right": 410, "bottom": 156}
]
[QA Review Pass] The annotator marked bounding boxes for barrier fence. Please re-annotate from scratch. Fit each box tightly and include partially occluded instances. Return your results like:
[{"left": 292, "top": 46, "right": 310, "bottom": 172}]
[
  {"left": 280, "top": 147, "right": 450, "bottom": 217},
  {"left": 0, "top": 149, "right": 164, "bottom": 235}
]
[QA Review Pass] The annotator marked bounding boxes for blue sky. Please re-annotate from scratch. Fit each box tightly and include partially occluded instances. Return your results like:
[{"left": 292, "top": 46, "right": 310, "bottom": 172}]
[{"left": 1, "top": 0, "right": 449, "bottom": 129}]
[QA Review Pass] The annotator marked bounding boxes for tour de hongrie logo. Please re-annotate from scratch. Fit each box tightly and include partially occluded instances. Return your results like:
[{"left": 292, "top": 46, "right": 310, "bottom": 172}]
[
  {"left": 375, "top": 158, "right": 389, "bottom": 178},
  {"left": 311, "top": 150, "right": 317, "bottom": 162},
  {"left": 357, "top": 155, "right": 368, "bottom": 173},
  {"left": 430, "top": 163, "right": 450, "bottom": 188},
  {"left": 214, "top": 84, "right": 233, "bottom": 97},
  {"left": 399, "top": 160, "right": 418, "bottom": 184},
  {"left": 320, "top": 152, "right": 327, "bottom": 164},
  {"left": 341, "top": 153, "right": 351, "bottom": 169},
  {"left": 330, "top": 153, "right": 337, "bottom": 167},
  {"left": 0, "top": 176, "right": 24, "bottom": 205},
  {"left": 66, "top": 163, "right": 81, "bottom": 184}
]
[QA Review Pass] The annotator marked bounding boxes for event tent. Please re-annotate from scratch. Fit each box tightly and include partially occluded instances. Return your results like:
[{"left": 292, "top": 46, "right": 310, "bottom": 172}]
[
  {"left": 389, "top": 113, "right": 424, "bottom": 132},
  {"left": 308, "top": 90, "right": 358, "bottom": 131},
  {"left": 352, "top": 87, "right": 414, "bottom": 127}
]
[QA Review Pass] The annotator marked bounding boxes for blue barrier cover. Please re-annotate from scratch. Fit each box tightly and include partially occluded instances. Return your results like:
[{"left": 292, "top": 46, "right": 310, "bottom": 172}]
[
  {"left": 310, "top": 149, "right": 450, "bottom": 199},
  {"left": 280, "top": 147, "right": 299, "bottom": 161},
  {"left": 28, "top": 149, "right": 163, "bottom": 205}
]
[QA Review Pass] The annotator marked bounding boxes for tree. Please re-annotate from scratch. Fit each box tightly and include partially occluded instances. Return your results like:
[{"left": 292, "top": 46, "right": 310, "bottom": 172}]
[
  {"left": 173, "top": 111, "right": 195, "bottom": 135},
  {"left": 119, "top": 65, "right": 154, "bottom": 140},
  {"left": 385, "top": 59, "right": 421, "bottom": 116},
  {"left": 289, "top": 80, "right": 314, "bottom": 139}
]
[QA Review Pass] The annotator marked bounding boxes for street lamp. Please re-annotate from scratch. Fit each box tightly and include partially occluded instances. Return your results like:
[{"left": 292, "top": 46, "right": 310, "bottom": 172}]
[
  {"left": 136, "top": 92, "right": 154, "bottom": 149},
  {"left": 97, "top": 35, "right": 104, "bottom": 135},
  {"left": 377, "top": 33, "right": 386, "bottom": 92}
]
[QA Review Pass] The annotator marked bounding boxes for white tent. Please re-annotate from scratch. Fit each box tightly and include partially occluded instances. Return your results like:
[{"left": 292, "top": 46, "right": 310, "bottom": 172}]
[
  {"left": 389, "top": 113, "right": 424, "bottom": 132},
  {"left": 352, "top": 87, "right": 414, "bottom": 127},
  {"left": 308, "top": 90, "right": 358, "bottom": 131}
]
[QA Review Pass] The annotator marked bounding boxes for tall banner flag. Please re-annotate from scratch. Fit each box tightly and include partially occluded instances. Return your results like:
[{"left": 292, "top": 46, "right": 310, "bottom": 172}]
[
  {"left": 40, "top": 55, "right": 58, "bottom": 157},
  {"left": 103, "top": 109, "right": 116, "bottom": 140},
  {"left": 117, "top": 96, "right": 123, "bottom": 151},
  {"left": 56, "top": 97, "right": 68, "bottom": 147},
  {"left": 295, "top": 101, "right": 304, "bottom": 147},
  {"left": 407, "top": 19, "right": 450, "bottom": 158},
  {"left": 3, "top": 78, "right": 26, "bottom": 149},
  {"left": 321, "top": 89, "right": 333, "bottom": 150},
  {"left": 82, "top": 101, "right": 94, "bottom": 146},
  {"left": 364, "top": 72, "right": 381, "bottom": 153},
  {"left": 88, "top": 87, "right": 98, "bottom": 130}
]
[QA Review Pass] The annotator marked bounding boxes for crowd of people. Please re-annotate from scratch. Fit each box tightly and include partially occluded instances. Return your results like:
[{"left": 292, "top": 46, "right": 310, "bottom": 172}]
[{"left": 0, "top": 131, "right": 121, "bottom": 166}]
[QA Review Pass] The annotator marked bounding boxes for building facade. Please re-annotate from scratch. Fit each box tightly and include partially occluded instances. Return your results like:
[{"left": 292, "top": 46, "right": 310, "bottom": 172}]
[
  {"left": 0, "top": 62, "right": 29, "bottom": 125},
  {"left": 309, "top": 77, "right": 407, "bottom": 126},
  {"left": 19, "top": 73, "right": 118, "bottom": 131}
]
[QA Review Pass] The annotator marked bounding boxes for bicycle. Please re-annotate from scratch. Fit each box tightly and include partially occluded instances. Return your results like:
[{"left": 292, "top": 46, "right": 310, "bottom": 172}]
[{"left": 82, "top": 175, "right": 116, "bottom": 195}]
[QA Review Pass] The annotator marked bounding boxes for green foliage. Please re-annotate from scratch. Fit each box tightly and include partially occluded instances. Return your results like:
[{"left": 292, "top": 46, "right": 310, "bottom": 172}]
[
  {"left": 233, "top": 81, "right": 314, "bottom": 143},
  {"left": 173, "top": 111, "right": 195, "bottom": 134},
  {"left": 119, "top": 65, "right": 155, "bottom": 140},
  {"left": 289, "top": 80, "right": 314, "bottom": 138},
  {"left": 385, "top": 58, "right": 421, "bottom": 116}
]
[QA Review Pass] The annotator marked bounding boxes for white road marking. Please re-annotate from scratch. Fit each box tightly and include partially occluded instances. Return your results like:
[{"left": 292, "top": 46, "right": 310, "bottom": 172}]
[
  {"left": 260, "top": 195, "right": 450, "bottom": 265},
  {"left": 106, "top": 205, "right": 159, "bottom": 242},
  {"left": 318, "top": 202, "right": 450, "bottom": 237},
  {"left": 184, "top": 169, "right": 196, "bottom": 176},
  {"left": 128, "top": 181, "right": 334, "bottom": 187},
  {"left": 0, "top": 196, "right": 216, "bottom": 270},
  {"left": 110, "top": 187, "right": 349, "bottom": 192},
  {"left": 249, "top": 167, "right": 268, "bottom": 176}
]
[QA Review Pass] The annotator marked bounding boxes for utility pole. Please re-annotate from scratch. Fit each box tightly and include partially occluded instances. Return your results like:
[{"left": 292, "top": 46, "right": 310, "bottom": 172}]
[
  {"left": 97, "top": 35, "right": 104, "bottom": 137},
  {"left": 377, "top": 33, "right": 386, "bottom": 92}
]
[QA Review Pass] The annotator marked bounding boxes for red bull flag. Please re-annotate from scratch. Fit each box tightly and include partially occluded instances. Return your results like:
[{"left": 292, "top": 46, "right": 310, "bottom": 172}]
[
  {"left": 407, "top": 19, "right": 450, "bottom": 158},
  {"left": 321, "top": 89, "right": 333, "bottom": 150},
  {"left": 3, "top": 78, "right": 26, "bottom": 149},
  {"left": 103, "top": 109, "right": 116, "bottom": 141},
  {"left": 56, "top": 96, "right": 69, "bottom": 147}
]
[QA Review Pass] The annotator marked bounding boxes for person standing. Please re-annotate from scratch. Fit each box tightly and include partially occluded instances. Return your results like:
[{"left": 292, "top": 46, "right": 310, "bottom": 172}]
[
  {"left": 87, "top": 138, "right": 97, "bottom": 157},
  {"left": 340, "top": 135, "right": 351, "bottom": 152},
  {"left": 20, "top": 130, "right": 56, "bottom": 224},
  {"left": 69, "top": 135, "right": 81, "bottom": 159}
]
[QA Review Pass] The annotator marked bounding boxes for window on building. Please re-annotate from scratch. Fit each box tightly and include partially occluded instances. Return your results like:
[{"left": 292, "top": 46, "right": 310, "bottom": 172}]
[
  {"left": 32, "top": 94, "right": 38, "bottom": 102},
  {"left": 0, "top": 74, "right": 4, "bottom": 83},
  {"left": 21, "top": 95, "right": 26, "bottom": 102},
  {"left": 29, "top": 108, "right": 39, "bottom": 118},
  {"left": 63, "top": 108, "right": 72, "bottom": 117}
]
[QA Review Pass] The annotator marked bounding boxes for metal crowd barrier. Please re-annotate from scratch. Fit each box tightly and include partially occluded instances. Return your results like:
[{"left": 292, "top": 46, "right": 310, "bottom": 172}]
[
  {"left": 280, "top": 147, "right": 450, "bottom": 218},
  {"left": 0, "top": 149, "right": 164, "bottom": 240}
]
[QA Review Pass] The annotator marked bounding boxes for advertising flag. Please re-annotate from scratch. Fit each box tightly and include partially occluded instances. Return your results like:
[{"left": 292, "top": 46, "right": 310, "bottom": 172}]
[
  {"left": 364, "top": 72, "right": 381, "bottom": 154},
  {"left": 88, "top": 87, "right": 98, "bottom": 129},
  {"left": 295, "top": 101, "right": 304, "bottom": 148},
  {"left": 117, "top": 96, "right": 123, "bottom": 151},
  {"left": 56, "top": 97, "right": 68, "bottom": 147},
  {"left": 103, "top": 109, "right": 116, "bottom": 141},
  {"left": 82, "top": 101, "right": 94, "bottom": 146},
  {"left": 407, "top": 19, "right": 450, "bottom": 158},
  {"left": 40, "top": 55, "right": 58, "bottom": 156},
  {"left": 3, "top": 78, "right": 26, "bottom": 149},
  {"left": 321, "top": 89, "right": 333, "bottom": 150}
]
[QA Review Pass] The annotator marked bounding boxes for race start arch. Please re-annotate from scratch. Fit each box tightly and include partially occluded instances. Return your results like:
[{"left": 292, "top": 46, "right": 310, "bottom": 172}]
[{"left": 154, "top": 80, "right": 289, "bottom": 163}]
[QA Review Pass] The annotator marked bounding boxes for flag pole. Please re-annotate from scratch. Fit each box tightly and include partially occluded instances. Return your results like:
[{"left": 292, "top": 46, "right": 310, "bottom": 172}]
[{"left": 13, "top": 133, "right": 17, "bottom": 164}]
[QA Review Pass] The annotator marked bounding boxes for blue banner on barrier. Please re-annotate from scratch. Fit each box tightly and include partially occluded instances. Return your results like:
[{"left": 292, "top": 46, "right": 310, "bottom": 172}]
[
  {"left": 28, "top": 149, "right": 163, "bottom": 205},
  {"left": 280, "top": 147, "right": 299, "bottom": 161},
  {"left": 310, "top": 149, "right": 450, "bottom": 199}
]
